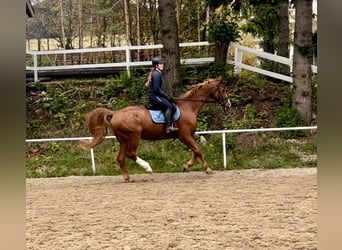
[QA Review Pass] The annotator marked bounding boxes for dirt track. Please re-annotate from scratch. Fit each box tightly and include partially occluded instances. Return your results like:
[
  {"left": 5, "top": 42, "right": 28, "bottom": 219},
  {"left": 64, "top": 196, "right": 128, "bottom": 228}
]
[{"left": 26, "top": 168, "right": 317, "bottom": 250}]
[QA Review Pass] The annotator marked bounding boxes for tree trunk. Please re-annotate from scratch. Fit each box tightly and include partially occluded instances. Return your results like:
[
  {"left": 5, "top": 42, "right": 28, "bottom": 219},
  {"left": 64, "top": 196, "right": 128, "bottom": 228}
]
[
  {"left": 65, "top": 0, "right": 73, "bottom": 50},
  {"left": 214, "top": 41, "right": 229, "bottom": 67},
  {"left": 278, "top": 0, "right": 289, "bottom": 58},
  {"left": 59, "top": 0, "right": 66, "bottom": 63},
  {"left": 78, "top": 0, "right": 84, "bottom": 63},
  {"left": 260, "top": 39, "right": 275, "bottom": 73},
  {"left": 158, "top": 0, "right": 182, "bottom": 96},
  {"left": 197, "top": 0, "right": 200, "bottom": 42},
  {"left": 123, "top": 0, "right": 132, "bottom": 46},
  {"left": 90, "top": 0, "right": 94, "bottom": 48},
  {"left": 148, "top": 0, "right": 159, "bottom": 45},
  {"left": 277, "top": 0, "right": 290, "bottom": 76},
  {"left": 136, "top": 0, "right": 141, "bottom": 61},
  {"left": 292, "top": 0, "right": 313, "bottom": 125},
  {"left": 205, "top": 6, "right": 210, "bottom": 40},
  {"left": 175, "top": 0, "right": 181, "bottom": 29}
]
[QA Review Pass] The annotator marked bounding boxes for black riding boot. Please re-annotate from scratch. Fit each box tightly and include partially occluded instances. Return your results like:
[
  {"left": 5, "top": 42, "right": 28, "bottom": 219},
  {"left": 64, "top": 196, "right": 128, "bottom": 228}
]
[{"left": 164, "top": 109, "right": 179, "bottom": 133}]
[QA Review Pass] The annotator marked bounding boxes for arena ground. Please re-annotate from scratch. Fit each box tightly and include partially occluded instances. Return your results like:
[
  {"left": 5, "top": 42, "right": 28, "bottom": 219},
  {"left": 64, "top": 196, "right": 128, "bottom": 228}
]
[{"left": 26, "top": 167, "right": 317, "bottom": 250}]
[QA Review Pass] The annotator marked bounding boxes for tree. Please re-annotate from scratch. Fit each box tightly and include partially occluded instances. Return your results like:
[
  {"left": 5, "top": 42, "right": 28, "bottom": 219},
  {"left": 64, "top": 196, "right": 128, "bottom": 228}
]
[
  {"left": 136, "top": 0, "right": 141, "bottom": 60},
  {"left": 207, "top": 7, "right": 240, "bottom": 67},
  {"left": 146, "top": 0, "right": 160, "bottom": 45},
  {"left": 206, "top": 1, "right": 240, "bottom": 68},
  {"left": 78, "top": 0, "right": 84, "bottom": 63},
  {"left": 59, "top": 0, "right": 67, "bottom": 63},
  {"left": 158, "top": 0, "right": 182, "bottom": 95},
  {"left": 175, "top": 0, "right": 207, "bottom": 42},
  {"left": 123, "top": 0, "right": 132, "bottom": 46},
  {"left": 235, "top": 0, "right": 290, "bottom": 76},
  {"left": 292, "top": 0, "right": 313, "bottom": 124},
  {"left": 276, "top": 0, "right": 290, "bottom": 77},
  {"left": 278, "top": 0, "right": 290, "bottom": 58}
]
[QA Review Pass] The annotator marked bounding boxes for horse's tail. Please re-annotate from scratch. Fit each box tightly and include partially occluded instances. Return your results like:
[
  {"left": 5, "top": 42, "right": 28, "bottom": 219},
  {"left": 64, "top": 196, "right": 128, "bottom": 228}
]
[{"left": 80, "top": 107, "right": 114, "bottom": 149}]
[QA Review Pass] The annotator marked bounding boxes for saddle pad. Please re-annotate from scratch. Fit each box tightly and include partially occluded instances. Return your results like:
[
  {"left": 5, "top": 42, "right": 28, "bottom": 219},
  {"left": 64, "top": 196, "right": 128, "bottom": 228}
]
[{"left": 149, "top": 106, "right": 181, "bottom": 124}]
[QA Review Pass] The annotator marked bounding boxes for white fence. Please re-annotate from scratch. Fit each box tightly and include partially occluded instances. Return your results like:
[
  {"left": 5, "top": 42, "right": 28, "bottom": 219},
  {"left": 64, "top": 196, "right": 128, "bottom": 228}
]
[
  {"left": 26, "top": 126, "right": 317, "bottom": 173},
  {"left": 229, "top": 43, "right": 317, "bottom": 83},
  {"left": 26, "top": 41, "right": 317, "bottom": 83}
]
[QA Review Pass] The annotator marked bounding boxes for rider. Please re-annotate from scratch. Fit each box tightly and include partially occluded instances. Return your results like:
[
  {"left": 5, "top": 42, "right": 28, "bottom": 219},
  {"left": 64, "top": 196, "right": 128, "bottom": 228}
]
[{"left": 146, "top": 56, "right": 179, "bottom": 133}]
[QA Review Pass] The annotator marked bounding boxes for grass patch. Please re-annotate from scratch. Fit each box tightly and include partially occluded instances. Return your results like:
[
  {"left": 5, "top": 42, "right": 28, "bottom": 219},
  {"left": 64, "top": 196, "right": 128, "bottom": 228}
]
[{"left": 26, "top": 134, "right": 317, "bottom": 178}]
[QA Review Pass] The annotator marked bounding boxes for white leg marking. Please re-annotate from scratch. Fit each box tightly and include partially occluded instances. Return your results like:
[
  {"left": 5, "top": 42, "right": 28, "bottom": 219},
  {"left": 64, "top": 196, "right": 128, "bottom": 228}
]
[{"left": 136, "top": 157, "right": 152, "bottom": 173}]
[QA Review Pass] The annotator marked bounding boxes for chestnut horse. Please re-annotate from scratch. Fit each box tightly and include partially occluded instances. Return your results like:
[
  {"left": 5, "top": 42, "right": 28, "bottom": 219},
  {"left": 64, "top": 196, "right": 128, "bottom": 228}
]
[{"left": 81, "top": 77, "right": 231, "bottom": 182}]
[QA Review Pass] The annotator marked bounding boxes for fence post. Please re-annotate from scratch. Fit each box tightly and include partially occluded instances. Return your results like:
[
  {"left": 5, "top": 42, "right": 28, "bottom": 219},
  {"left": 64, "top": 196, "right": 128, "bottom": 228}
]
[
  {"left": 222, "top": 132, "right": 227, "bottom": 169},
  {"left": 33, "top": 53, "right": 38, "bottom": 82},
  {"left": 234, "top": 46, "right": 242, "bottom": 75},
  {"left": 90, "top": 148, "right": 96, "bottom": 173}
]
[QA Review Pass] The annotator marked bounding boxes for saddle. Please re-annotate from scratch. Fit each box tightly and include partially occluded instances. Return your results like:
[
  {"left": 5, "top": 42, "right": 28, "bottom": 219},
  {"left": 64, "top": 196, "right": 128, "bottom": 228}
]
[{"left": 145, "top": 102, "right": 181, "bottom": 124}]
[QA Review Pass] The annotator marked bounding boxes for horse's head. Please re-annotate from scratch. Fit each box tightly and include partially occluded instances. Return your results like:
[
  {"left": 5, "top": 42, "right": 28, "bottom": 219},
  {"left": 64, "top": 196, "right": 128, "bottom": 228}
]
[{"left": 209, "top": 77, "right": 231, "bottom": 111}]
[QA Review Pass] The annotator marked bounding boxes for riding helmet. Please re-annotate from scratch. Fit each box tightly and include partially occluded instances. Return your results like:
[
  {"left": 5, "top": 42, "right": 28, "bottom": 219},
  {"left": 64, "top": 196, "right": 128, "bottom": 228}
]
[{"left": 152, "top": 56, "right": 165, "bottom": 66}]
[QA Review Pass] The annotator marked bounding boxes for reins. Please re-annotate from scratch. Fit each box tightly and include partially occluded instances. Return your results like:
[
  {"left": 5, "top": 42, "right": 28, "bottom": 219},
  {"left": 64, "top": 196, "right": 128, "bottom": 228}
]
[
  {"left": 173, "top": 97, "right": 217, "bottom": 103},
  {"left": 174, "top": 86, "right": 224, "bottom": 104},
  {"left": 172, "top": 79, "right": 229, "bottom": 108}
]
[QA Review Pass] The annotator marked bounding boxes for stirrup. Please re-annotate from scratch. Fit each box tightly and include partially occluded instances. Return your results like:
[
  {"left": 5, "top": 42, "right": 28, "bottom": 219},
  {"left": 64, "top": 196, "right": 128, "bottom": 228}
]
[{"left": 165, "top": 126, "right": 179, "bottom": 133}]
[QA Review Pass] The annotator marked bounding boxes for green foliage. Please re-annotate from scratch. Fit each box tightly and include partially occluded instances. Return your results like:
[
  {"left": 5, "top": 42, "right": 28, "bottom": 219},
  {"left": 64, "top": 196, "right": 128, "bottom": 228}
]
[
  {"left": 275, "top": 107, "right": 305, "bottom": 139},
  {"left": 208, "top": 9, "right": 241, "bottom": 44},
  {"left": 26, "top": 134, "right": 317, "bottom": 178},
  {"left": 101, "top": 80, "right": 121, "bottom": 99},
  {"left": 26, "top": 81, "right": 46, "bottom": 92},
  {"left": 197, "top": 113, "right": 209, "bottom": 131},
  {"left": 206, "top": 0, "right": 232, "bottom": 9},
  {"left": 101, "top": 72, "right": 149, "bottom": 106},
  {"left": 241, "top": 4, "right": 279, "bottom": 43},
  {"left": 223, "top": 104, "right": 262, "bottom": 129},
  {"left": 180, "top": 64, "right": 235, "bottom": 87},
  {"left": 41, "top": 88, "right": 75, "bottom": 128}
]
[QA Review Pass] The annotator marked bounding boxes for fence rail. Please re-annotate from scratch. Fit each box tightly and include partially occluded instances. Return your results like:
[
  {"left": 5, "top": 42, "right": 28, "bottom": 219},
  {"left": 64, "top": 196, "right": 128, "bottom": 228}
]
[
  {"left": 26, "top": 126, "right": 317, "bottom": 173},
  {"left": 229, "top": 43, "right": 317, "bottom": 83},
  {"left": 26, "top": 41, "right": 317, "bottom": 83}
]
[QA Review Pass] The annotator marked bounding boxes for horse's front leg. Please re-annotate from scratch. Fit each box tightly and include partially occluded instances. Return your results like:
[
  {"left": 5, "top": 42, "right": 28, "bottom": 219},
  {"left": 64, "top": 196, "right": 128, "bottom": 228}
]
[
  {"left": 179, "top": 135, "right": 212, "bottom": 174},
  {"left": 183, "top": 152, "right": 196, "bottom": 171}
]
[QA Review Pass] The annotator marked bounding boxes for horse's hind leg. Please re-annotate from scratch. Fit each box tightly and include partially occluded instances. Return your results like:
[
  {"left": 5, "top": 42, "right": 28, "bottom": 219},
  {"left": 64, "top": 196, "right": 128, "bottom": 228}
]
[
  {"left": 179, "top": 135, "right": 212, "bottom": 174},
  {"left": 117, "top": 141, "right": 131, "bottom": 182},
  {"left": 127, "top": 136, "right": 153, "bottom": 173}
]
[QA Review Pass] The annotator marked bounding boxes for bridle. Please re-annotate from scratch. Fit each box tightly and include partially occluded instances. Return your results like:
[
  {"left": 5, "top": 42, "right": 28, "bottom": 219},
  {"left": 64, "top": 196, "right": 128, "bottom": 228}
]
[
  {"left": 173, "top": 97, "right": 217, "bottom": 103},
  {"left": 174, "top": 84, "right": 231, "bottom": 108}
]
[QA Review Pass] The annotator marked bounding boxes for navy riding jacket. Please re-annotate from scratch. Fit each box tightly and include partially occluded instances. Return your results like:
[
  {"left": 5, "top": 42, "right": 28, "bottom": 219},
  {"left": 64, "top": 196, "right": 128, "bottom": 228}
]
[{"left": 148, "top": 70, "right": 174, "bottom": 111}]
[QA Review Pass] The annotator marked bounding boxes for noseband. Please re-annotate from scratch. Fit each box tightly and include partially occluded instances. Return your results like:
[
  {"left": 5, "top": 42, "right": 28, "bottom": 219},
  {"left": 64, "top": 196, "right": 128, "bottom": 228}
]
[{"left": 210, "top": 84, "right": 230, "bottom": 108}]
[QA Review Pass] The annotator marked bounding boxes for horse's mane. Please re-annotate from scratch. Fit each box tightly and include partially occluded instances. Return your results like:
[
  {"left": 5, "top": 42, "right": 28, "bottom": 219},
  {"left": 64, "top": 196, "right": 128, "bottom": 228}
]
[{"left": 180, "top": 79, "right": 214, "bottom": 98}]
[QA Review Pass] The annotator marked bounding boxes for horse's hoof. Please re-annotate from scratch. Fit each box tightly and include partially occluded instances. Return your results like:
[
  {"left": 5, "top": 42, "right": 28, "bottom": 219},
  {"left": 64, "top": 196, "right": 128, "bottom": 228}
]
[
  {"left": 142, "top": 177, "right": 154, "bottom": 182},
  {"left": 143, "top": 171, "right": 153, "bottom": 182},
  {"left": 205, "top": 169, "right": 213, "bottom": 174},
  {"left": 182, "top": 167, "right": 188, "bottom": 172},
  {"left": 123, "top": 177, "right": 134, "bottom": 183}
]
